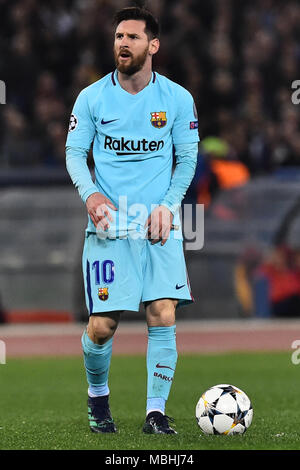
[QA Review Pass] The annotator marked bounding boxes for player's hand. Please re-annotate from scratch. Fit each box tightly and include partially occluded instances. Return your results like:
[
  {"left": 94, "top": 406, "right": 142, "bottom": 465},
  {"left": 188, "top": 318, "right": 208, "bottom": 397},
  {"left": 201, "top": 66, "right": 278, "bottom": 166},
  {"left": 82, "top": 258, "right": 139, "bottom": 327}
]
[
  {"left": 86, "top": 192, "right": 117, "bottom": 231},
  {"left": 145, "top": 205, "right": 173, "bottom": 246}
]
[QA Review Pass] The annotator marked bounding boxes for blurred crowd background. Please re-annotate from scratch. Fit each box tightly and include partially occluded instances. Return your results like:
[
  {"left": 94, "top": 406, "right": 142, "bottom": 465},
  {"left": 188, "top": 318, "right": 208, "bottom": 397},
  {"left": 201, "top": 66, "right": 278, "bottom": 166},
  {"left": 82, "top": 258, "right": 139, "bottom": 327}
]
[
  {"left": 0, "top": 0, "right": 300, "bottom": 321},
  {"left": 0, "top": 0, "right": 299, "bottom": 173}
]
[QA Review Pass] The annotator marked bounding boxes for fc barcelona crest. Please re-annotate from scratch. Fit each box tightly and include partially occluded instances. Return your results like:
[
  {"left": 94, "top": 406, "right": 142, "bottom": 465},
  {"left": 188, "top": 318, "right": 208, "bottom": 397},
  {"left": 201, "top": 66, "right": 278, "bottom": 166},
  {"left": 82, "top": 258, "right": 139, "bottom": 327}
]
[
  {"left": 150, "top": 111, "right": 167, "bottom": 128},
  {"left": 98, "top": 287, "right": 109, "bottom": 301}
]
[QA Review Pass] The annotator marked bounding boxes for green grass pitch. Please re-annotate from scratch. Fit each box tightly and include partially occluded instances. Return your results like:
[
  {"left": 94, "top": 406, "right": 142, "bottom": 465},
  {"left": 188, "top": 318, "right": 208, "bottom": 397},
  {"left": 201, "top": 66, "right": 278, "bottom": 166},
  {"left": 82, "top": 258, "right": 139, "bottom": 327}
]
[{"left": 0, "top": 351, "right": 299, "bottom": 450}]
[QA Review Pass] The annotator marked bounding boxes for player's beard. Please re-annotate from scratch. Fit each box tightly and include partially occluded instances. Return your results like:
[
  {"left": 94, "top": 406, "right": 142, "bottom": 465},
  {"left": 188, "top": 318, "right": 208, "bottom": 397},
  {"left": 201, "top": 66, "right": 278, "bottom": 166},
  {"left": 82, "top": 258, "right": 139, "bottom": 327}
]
[{"left": 114, "top": 45, "right": 149, "bottom": 76}]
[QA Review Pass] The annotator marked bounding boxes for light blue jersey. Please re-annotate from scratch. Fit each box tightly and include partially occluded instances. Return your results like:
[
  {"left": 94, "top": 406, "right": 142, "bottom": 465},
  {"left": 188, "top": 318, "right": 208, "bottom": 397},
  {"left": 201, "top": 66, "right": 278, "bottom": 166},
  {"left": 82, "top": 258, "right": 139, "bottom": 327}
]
[{"left": 66, "top": 71, "right": 199, "bottom": 236}]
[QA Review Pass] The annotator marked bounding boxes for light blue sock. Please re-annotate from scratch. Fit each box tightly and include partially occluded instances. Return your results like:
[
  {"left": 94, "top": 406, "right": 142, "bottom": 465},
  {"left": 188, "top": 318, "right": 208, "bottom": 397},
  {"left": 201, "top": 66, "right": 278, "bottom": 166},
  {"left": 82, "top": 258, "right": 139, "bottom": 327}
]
[
  {"left": 81, "top": 329, "right": 113, "bottom": 397},
  {"left": 146, "top": 325, "right": 177, "bottom": 415},
  {"left": 147, "top": 397, "right": 166, "bottom": 415}
]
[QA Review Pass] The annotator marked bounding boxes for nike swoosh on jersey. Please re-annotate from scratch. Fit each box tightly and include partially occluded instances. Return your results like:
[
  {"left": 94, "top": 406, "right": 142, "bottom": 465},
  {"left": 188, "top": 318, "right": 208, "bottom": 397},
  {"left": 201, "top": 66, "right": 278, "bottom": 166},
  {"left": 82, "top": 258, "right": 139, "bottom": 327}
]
[
  {"left": 156, "top": 363, "right": 175, "bottom": 371},
  {"left": 101, "top": 118, "right": 119, "bottom": 124},
  {"left": 175, "top": 284, "right": 185, "bottom": 290}
]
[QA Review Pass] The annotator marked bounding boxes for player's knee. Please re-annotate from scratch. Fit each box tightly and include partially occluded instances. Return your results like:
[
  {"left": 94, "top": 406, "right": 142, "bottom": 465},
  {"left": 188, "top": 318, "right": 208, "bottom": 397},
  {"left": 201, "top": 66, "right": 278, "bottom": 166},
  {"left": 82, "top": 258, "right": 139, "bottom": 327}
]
[
  {"left": 146, "top": 299, "right": 177, "bottom": 327},
  {"left": 87, "top": 314, "right": 119, "bottom": 345}
]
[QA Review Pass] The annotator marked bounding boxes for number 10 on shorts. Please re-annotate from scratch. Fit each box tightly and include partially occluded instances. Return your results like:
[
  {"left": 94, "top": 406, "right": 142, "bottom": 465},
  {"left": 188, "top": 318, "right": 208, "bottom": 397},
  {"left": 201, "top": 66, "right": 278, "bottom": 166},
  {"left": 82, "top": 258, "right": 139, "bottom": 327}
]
[{"left": 92, "top": 260, "right": 115, "bottom": 285}]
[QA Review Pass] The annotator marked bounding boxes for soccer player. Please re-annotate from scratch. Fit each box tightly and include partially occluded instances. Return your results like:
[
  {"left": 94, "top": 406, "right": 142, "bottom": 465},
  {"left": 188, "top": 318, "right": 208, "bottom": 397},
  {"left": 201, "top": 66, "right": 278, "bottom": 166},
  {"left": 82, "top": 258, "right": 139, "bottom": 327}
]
[{"left": 65, "top": 6, "right": 199, "bottom": 434}]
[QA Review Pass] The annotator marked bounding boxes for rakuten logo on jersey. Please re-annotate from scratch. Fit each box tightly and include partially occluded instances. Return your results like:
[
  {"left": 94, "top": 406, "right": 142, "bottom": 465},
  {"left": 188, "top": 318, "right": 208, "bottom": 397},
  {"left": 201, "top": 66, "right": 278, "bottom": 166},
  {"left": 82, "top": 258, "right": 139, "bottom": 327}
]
[{"left": 104, "top": 136, "right": 164, "bottom": 155}]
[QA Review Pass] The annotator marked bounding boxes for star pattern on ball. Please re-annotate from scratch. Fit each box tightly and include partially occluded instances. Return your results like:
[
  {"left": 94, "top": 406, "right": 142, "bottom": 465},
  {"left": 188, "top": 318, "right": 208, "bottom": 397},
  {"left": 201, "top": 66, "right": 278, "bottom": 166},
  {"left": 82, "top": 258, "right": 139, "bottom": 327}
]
[{"left": 196, "top": 384, "right": 253, "bottom": 435}]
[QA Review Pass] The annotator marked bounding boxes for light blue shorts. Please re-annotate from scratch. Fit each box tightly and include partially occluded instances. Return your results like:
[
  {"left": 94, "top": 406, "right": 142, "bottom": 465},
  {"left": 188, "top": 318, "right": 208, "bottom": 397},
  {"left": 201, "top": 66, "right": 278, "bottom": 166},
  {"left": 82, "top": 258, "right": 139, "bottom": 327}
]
[{"left": 82, "top": 232, "right": 193, "bottom": 314}]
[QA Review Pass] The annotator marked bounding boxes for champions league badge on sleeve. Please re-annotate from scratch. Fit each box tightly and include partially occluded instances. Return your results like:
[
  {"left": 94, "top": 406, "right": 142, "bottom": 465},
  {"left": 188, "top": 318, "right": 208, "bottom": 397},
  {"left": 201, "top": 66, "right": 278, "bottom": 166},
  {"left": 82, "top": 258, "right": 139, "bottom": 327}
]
[
  {"left": 98, "top": 287, "right": 109, "bottom": 301},
  {"left": 190, "top": 101, "right": 198, "bottom": 129},
  {"left": 150, "top": 111, "right": 167, "bottom": 128}
]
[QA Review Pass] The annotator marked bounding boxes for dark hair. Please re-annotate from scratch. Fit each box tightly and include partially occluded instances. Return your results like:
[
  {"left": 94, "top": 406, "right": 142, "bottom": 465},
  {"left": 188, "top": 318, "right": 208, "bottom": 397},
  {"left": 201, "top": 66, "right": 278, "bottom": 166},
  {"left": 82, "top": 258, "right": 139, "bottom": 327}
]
[{"left": 113, "top": 6, "right": 160, "bottom": 39}]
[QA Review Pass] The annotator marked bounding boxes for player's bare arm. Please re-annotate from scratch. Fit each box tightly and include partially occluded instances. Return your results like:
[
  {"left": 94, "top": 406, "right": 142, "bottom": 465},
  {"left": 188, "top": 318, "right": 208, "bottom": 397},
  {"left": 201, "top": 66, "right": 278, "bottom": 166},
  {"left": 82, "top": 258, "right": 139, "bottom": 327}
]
[
  {"left": 145, "top": 205, "right": 174, "bottom": 246},
  {"left": 86, "top": 192, "right": 118, "bottom": 231}
]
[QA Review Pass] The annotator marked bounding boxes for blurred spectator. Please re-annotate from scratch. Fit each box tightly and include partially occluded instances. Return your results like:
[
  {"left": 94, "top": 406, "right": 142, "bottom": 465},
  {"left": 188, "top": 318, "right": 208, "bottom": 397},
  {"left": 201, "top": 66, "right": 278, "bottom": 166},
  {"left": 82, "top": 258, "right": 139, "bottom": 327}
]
[
  {"left": 234, "top": 246, "right": 263, "bottom": 317},
  {"left": 1, "top": 104, "right": 42, "bottom": 166},
  {"left": 234, "top": 244, "right": 300, "bottom": 318},
  {"left": 0, "top": 0, "right": 299, "bottom": 175},
  {"left": 253, "top": 245, "right": 300, "bottom": 318},
  {"left": 190, "top": 136, "right": 250, "bottom": 208}
]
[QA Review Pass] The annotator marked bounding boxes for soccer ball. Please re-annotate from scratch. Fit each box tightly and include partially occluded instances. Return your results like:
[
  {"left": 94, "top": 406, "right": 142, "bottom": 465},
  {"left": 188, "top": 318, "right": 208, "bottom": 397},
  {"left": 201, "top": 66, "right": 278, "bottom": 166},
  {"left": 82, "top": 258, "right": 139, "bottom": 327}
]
[{"left": 195, "top": 384, "right": 253, "bottom": 435}]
